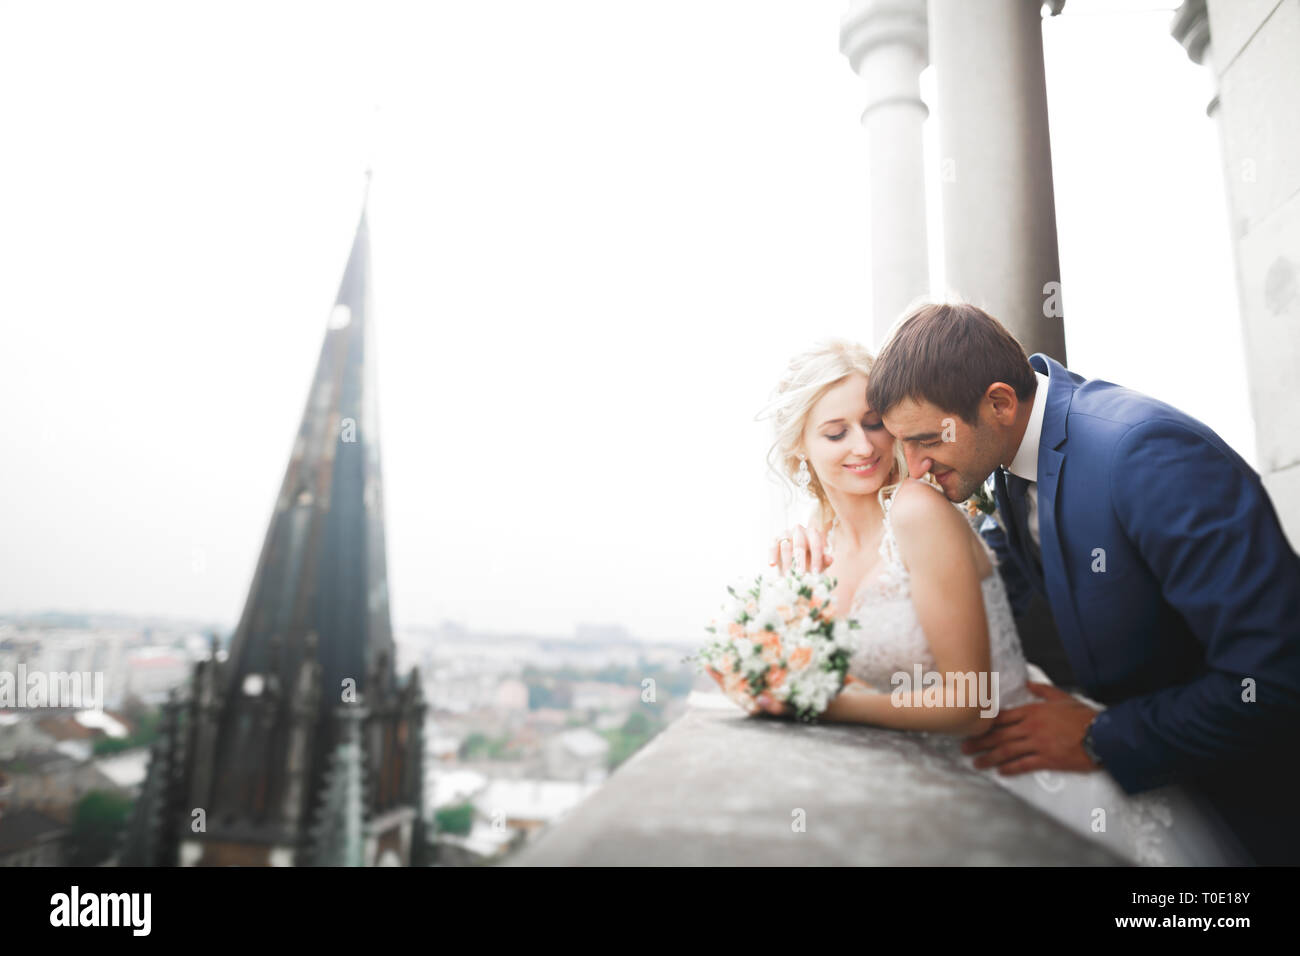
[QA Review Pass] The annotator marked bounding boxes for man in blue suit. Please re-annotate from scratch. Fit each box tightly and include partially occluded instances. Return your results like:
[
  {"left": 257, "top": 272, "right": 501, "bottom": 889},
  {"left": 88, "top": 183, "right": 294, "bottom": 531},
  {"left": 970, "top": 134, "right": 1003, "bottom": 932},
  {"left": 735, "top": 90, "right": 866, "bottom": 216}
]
[{"left": 865, "top": 301, "right": 1300, "bottom": 865}]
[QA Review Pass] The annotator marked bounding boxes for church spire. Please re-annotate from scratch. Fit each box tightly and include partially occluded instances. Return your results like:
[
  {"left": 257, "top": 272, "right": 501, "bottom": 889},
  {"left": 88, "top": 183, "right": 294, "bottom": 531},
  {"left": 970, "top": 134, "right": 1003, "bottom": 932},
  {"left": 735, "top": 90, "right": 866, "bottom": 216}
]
[
  {"left": 122, "top": 193, "right": 424, "bottom": 865},
  {"left": 223, "top": 180, "right": 393, "bottom": 707}
]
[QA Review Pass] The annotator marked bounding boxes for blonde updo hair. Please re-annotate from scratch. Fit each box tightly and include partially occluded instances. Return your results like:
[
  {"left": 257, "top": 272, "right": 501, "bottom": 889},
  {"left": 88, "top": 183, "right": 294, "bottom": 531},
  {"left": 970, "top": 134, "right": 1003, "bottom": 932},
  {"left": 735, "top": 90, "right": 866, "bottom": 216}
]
[{"left": 756, "top": 338, "right": 936, "bottom": 536}]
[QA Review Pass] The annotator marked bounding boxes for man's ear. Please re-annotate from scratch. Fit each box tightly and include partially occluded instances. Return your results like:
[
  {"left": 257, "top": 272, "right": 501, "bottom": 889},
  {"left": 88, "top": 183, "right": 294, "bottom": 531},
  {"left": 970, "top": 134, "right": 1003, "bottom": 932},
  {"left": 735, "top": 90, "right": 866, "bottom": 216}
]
[{"left": 985, "top": 381, "right": 1020, "bottom": 424}]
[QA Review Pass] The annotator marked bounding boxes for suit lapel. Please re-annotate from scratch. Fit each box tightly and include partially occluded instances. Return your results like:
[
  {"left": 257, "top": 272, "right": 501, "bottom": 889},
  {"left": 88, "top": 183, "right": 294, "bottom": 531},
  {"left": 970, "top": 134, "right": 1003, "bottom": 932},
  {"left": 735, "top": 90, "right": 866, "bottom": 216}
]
[{"left": 1029, "top": 353, "right": 1094, "bottom": 686}]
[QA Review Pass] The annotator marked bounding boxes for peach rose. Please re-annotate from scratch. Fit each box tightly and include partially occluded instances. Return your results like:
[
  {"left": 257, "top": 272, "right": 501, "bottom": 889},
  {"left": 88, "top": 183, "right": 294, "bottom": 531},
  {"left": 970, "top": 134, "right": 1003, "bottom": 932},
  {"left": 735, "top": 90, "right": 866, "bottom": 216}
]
[{"left": 788, "top": 646, "right": 812, "bottom": 670}]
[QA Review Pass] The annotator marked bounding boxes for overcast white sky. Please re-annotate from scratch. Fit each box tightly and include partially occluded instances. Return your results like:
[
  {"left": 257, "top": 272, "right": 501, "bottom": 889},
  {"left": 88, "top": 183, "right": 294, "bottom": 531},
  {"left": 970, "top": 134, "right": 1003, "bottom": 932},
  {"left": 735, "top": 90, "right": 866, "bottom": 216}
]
[{"left": 0, "top": 0, "right": 1252, "bottom": 643}]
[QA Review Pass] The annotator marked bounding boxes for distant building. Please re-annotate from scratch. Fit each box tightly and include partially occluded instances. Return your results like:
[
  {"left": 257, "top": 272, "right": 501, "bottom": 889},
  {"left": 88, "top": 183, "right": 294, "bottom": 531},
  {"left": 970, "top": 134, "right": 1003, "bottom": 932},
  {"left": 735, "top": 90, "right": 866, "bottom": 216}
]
[
  {"left": 123, "top": 648, "right": 190, "bottom": 704},
  {"left": 569, "top": 681, "right": 641, "bottom": 713},
  {"left": 544, "top": 727, "right": 610, "bottom": 782},
  {"left": 33, "top": 710, "right": 132, "bottom": 764},
  {"left": 0, "top": 713, "right": 56, "bottom": 760},
  {"left": 426, "top": 735, "right": 461, "bottom": 763},
  {"left": 121, "top": 186, "right": 428, "bottom": 867},
  {"left": 528, "top": 708, "right": 570, "bottom": 728},
  {"left": 573, "top": 623, "right": 634, "bottom": 644},
  {"left": 473, "top": 777, "right": 599, "bottom": 834},
  {"left": 0, "top": 752, "right": 85, "bottom": 807},
  {"left": 427, "top": 767, "right": 487, "bottom": 810},
  {"left": 90, "top": 749, "right": 151, "bottom": 797},
  {"left": 0, "top": 807, "right": 67, "bottom": 867},
  {"left": 493, "top": 679, "right": 529, "bottom": 713}
]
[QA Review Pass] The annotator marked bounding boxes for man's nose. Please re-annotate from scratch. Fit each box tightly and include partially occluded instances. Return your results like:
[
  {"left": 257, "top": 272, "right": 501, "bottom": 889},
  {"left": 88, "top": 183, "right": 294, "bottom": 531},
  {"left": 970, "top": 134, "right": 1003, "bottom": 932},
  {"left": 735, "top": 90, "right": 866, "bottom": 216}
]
[{"left": 905, "top": 446, "right": 933, "bottom": 477}]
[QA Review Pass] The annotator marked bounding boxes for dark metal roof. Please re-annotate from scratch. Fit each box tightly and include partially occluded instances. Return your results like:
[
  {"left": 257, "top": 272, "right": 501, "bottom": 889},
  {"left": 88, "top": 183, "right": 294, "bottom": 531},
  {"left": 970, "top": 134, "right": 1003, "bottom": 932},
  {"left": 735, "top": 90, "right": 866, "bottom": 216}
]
[
  {"left": 224, "top": 206, "right": 396, "bottom": 707},
  {"left": 0, "top": 808, "right": 68, "bottom": 854}
]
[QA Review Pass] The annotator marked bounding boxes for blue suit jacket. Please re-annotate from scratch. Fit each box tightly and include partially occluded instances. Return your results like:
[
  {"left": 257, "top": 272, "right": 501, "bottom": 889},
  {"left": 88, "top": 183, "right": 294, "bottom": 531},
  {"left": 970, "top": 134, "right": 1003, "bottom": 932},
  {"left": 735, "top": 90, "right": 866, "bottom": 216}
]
[{"left": 981, "top": 353, "right": 1300, "bottom": 864}]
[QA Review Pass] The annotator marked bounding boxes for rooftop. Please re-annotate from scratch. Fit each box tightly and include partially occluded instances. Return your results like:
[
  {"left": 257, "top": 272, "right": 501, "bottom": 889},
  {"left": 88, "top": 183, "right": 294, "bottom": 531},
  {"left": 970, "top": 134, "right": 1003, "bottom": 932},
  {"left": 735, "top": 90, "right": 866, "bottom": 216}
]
[{"left": 0, "top": 807, "right": 68, "bottom": 855}]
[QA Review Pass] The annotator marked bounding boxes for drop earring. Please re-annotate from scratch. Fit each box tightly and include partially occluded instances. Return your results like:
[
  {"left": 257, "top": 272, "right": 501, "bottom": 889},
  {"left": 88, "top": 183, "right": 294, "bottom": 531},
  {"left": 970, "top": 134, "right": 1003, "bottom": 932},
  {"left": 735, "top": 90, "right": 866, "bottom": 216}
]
[{"left": 795, "top": 454, "right": 811, "bottom": 494}]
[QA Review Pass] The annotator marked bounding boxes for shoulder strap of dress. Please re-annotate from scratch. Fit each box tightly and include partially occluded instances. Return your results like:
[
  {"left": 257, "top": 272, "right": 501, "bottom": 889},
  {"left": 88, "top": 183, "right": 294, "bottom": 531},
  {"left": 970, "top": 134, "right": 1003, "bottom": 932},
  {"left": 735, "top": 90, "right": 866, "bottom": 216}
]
[{"left": 878, "top": 484, "right": 904, "bottom": 567}]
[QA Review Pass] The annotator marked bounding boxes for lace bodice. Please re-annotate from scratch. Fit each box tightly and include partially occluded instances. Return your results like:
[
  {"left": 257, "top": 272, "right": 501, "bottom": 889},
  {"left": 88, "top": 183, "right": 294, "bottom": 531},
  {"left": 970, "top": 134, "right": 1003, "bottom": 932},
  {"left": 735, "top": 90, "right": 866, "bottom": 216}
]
[{"left": 830, "top": 482, "right": 1030, "bottom": 704}]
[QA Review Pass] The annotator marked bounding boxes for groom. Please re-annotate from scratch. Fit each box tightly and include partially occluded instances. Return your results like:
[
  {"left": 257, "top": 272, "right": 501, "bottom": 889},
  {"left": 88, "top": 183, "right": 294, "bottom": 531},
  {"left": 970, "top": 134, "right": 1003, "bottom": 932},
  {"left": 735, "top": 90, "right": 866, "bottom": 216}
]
[{"left": 863, "top": 300, "right": 1300, "bottom": 866}]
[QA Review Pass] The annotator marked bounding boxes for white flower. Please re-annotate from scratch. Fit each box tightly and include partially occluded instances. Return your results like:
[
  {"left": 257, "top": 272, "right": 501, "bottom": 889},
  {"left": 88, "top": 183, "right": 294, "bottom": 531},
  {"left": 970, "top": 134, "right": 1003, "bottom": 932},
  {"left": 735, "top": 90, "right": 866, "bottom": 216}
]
[
  {"left": 760, "top": 582, "right": 795, "bottom": 613},
  {"left": 831, "top": 618, "right": 852, "bottom": 647}
]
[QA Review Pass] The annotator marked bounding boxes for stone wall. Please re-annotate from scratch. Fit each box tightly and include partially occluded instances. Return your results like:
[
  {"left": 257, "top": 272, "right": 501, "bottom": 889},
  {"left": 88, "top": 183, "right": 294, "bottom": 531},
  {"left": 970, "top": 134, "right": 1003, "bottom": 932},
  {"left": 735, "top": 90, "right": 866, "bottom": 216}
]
[
  {"left": 1206, "top": 0, "right": 1300, "bottom": 548},
  {"left": 511, "top": 696, "right": 1124, "bottom": 865}
]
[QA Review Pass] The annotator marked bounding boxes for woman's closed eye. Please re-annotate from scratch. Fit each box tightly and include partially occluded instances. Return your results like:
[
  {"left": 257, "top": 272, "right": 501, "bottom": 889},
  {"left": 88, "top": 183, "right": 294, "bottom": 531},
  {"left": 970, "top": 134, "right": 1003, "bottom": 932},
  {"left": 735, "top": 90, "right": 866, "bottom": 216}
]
[{"left": 828, "top": 422, "right": 884, "bottom": 441}]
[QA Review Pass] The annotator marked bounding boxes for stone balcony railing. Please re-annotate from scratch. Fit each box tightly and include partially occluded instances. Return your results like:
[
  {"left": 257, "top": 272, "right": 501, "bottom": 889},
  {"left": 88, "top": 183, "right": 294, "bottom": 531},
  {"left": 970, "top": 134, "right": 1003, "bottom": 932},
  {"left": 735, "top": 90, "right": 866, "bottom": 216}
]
[{"left": 511, "top": 692, "right": 1126, "bottom": 866}]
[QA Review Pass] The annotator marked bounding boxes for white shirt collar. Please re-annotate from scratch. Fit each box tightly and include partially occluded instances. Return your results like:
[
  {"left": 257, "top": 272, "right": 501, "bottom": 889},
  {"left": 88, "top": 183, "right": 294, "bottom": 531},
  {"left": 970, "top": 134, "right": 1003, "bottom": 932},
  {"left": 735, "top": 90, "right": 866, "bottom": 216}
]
[{"left": 1006, "top": 369, "right": 1050, "bottom": 484}]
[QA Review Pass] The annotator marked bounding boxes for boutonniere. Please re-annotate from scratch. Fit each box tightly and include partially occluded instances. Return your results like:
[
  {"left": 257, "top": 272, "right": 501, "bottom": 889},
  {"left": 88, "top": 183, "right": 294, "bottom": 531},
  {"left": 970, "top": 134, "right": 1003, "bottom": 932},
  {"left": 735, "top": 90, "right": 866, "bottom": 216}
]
[{"left": 964, "top": 479, "right": 1002, "bottom": 530}]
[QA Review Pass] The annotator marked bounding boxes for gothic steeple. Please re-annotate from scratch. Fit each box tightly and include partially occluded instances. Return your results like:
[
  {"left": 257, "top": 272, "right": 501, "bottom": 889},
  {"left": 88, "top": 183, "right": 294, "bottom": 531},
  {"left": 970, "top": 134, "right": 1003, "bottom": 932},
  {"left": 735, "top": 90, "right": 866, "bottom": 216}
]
[{"left": 122, "top": 182, "right": 427, "bottom": 866}]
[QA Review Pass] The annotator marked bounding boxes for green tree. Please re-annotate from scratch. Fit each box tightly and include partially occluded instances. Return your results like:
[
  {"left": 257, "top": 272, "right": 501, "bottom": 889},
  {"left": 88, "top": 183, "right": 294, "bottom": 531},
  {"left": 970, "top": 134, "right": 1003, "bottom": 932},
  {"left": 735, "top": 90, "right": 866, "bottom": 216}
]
[
  {"left": 621, "top": 711, "right": 653, "bottom": 737},
  {"left": 459, "top": 732, "right": 490, "bottom": 760},
  {"left": 434, "top": 802, "right": 474, "bottom": 836},
  {"left": 68, "top": 791, "right": 133, "bottom": 866},
  {"left": 92, "top": 708, "right": 161, "bottom": 756},
  {"left": 602, "top": 710, "right": 664, "bottom": 771}
]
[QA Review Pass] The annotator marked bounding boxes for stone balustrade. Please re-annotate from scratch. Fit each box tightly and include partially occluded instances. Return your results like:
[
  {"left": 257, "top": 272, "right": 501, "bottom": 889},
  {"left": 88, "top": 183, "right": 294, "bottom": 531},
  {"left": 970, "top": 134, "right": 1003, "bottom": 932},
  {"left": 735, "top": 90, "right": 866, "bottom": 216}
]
[{"left": 511, "top": 693, "right": 1126, "bottom": 866}]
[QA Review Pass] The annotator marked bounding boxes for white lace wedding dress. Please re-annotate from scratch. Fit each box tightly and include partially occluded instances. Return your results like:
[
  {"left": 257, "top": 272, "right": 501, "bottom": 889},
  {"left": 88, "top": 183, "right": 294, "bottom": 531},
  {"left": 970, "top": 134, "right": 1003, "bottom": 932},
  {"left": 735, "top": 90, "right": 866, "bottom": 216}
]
[{"left": 830, "top": 482, "right": 1253, "bottom": 866}]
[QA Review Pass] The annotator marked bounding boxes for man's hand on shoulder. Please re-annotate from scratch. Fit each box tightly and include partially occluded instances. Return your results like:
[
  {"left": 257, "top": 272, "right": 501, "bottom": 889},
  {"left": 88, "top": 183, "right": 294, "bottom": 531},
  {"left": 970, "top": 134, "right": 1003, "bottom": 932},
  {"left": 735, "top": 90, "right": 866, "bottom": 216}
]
[{"left": 769, "top": 523, "right": 833, "bottom": 575}]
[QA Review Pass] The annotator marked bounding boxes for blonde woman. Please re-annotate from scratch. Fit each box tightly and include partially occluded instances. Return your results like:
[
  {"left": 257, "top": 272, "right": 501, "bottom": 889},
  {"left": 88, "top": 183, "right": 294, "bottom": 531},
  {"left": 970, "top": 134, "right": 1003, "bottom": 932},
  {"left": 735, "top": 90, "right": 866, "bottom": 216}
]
[{"left": 705, "top": 337, "right": 1251, "bottom": 866}]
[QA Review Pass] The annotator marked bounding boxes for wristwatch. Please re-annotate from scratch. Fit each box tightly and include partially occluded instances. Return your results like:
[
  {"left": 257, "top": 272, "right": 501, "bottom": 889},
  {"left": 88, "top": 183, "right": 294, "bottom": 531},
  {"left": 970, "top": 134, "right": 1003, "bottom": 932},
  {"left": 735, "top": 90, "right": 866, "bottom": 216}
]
[{"left": 1081, "top": 713, "right": 1103, "bottom": 767}]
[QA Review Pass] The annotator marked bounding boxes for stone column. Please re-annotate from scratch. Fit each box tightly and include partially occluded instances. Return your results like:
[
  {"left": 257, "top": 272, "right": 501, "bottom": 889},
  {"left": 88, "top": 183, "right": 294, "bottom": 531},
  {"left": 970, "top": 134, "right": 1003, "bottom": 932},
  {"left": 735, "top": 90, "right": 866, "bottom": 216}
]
[
  {"left": 1170, "top": 0, "right": 1217, "bottom": 113},
  {"left": 839, "top": 0, "right": 931, "bottom": 348},
  {"left": 1175, "top": 0, "right": 1300, "bottom": 547},
  {"left": 927, "top": 0, "right": 1068, "bottom": 362}
]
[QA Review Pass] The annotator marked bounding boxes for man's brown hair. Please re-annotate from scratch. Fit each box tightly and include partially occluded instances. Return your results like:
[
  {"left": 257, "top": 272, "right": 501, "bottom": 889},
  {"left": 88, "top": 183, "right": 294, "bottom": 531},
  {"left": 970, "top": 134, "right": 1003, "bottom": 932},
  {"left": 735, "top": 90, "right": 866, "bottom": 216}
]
[{"left": 865, "top": 301, "right": 1037, "bottom": 424}]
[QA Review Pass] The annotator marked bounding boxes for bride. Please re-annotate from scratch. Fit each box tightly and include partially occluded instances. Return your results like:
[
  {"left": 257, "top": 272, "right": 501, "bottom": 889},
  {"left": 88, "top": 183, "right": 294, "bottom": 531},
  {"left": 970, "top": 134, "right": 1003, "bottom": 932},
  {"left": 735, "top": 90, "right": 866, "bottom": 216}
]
[{"left": 708, "top": 338, "right": 1252, "bottom": 866}]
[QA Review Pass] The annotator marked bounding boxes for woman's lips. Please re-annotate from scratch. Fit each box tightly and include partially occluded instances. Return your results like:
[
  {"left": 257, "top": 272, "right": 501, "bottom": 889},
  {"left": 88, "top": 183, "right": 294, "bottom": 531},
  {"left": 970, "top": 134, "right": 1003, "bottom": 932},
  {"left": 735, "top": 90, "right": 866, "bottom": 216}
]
[{"left": 844, "top": 458, "right": 878, "bottom": 475}]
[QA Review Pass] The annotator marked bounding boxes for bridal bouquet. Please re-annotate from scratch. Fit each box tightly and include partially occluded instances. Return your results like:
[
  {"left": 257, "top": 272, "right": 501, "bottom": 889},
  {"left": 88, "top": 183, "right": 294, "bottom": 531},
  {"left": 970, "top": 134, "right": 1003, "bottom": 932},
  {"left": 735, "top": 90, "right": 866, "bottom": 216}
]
[{"left": 687, "top": 567, "right": 860, "bottom": 723}]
